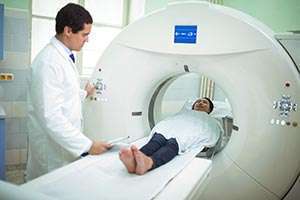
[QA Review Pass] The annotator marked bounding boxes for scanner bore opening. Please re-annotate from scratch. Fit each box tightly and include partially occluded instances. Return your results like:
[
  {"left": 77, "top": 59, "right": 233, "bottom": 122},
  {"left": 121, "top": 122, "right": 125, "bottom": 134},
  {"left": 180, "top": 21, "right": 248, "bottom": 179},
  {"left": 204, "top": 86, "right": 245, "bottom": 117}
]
[{"left": 148, "top": 72, "right": 234, "bottom": 156}]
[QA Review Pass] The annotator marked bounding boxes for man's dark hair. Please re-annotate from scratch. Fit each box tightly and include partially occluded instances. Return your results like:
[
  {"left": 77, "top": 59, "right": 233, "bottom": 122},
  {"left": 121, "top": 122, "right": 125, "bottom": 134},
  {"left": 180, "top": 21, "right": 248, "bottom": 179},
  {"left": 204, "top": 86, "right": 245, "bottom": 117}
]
[
  {"left": 55, "top": 3, "right": 93, "bottom": 34},
  {"left": 204, "top": 97, "right": 214, "bottom": 114}
]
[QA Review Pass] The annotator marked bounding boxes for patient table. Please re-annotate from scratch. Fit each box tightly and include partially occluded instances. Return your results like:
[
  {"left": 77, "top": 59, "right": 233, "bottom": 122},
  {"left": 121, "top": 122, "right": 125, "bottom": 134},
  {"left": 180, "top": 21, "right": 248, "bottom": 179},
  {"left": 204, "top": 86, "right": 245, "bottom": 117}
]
[{"left": 21, "top": 140, "right": 211, "bottom": 200}]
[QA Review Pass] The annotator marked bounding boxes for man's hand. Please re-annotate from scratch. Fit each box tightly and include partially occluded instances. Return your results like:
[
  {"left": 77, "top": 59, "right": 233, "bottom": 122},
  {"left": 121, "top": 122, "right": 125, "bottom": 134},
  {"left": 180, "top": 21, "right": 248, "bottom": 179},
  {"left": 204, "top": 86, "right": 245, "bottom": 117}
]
[
  {"left": 88, "top": 141, "right": 112, "bottom": 155},
  {"left": 85, "top": 81, "right": 96, "bottom": 97}
]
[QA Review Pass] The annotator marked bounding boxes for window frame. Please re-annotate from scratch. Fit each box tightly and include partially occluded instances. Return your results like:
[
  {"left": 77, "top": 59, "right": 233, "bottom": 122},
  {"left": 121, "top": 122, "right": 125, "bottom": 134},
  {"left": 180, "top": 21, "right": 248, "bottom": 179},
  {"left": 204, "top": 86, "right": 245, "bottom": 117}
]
[{"left": 30, "top": 0, "right": 130, "bottom": 77}]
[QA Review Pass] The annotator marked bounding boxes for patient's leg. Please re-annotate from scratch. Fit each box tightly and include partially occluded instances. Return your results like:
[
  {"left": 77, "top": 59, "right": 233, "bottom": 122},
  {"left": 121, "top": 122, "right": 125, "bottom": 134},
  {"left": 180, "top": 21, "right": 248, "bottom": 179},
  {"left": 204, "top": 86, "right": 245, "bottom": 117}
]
[
  {"left": 150, "top": 138, "right": 179, "bottom": 169},
  {"left": 119, "top": 148, "right": 136, "bottom": 173},
  {"left": 132, "top": 145, "right": 154, "bottom": 175},
  {"left": 140, "top": 133, "right": 167, "bottom": 156}
]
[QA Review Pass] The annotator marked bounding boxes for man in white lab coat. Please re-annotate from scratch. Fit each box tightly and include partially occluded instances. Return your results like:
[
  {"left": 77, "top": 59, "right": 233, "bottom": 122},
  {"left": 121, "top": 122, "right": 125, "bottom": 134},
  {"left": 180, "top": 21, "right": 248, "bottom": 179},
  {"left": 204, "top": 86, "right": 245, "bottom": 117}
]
[{"left": 26, "top": 3, "right": 111, "bottom": 181}]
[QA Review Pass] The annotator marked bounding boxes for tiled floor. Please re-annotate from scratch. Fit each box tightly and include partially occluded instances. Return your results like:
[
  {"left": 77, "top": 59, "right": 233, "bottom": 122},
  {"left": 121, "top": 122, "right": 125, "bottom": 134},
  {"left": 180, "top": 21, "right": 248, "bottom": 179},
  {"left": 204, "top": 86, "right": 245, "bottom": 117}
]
[{"left": 5, "top": 164, "right": 26, "bottom": 185}]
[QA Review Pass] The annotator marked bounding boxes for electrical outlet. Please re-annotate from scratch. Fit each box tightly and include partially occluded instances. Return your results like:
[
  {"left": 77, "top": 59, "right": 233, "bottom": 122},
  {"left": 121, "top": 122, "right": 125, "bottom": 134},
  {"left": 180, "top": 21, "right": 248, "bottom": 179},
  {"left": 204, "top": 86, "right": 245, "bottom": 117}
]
[{"left": 0, "top": 73, "right": 14, "bottom": 81}]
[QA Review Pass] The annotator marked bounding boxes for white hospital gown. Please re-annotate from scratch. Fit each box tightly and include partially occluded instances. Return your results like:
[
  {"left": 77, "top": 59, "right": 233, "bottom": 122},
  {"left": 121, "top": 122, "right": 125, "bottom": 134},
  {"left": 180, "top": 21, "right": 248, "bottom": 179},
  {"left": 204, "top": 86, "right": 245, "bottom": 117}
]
[{"left": 149, "top": 110, "right": 222, "bottom": 154}]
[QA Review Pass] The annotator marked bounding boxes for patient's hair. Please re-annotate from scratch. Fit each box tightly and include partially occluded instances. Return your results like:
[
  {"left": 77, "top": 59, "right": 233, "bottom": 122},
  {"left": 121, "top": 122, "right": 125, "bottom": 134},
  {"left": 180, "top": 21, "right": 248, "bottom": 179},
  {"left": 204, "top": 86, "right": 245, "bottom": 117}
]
[
  {"left": 204, "top": 97, "right": 214, "bottom": 114},
  {"left": 192, "top": 97, "right": 214, "bottom": 114}
]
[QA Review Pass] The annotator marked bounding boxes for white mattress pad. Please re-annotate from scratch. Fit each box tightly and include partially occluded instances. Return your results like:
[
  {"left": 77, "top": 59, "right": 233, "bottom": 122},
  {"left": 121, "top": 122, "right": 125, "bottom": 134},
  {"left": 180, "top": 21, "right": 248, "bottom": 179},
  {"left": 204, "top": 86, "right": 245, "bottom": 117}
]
[{"left": 22, "top": 138, "right": 212, "bottom": 200}]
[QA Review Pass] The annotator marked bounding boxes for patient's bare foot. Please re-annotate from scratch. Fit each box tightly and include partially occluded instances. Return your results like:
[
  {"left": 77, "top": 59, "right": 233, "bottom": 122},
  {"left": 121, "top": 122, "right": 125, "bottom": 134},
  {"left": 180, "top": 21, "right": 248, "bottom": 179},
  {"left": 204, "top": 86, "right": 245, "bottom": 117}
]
[
  {"left": 131, "top": 145, "right": 153, "bottom": 175},
  {"left": 119, "top": 148, "right": 136, "bottom": 173}
]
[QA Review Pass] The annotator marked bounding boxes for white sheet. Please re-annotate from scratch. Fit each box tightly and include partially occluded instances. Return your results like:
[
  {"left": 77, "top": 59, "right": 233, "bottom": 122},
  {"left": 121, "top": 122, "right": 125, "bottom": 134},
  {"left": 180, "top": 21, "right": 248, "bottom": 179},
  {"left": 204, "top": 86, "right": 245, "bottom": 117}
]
[
  {"left": 150, "top": 110, "right": 221, "bottom": 153},
  {"left": 22, "top": 139, "right": 211, "bottom": 200}
]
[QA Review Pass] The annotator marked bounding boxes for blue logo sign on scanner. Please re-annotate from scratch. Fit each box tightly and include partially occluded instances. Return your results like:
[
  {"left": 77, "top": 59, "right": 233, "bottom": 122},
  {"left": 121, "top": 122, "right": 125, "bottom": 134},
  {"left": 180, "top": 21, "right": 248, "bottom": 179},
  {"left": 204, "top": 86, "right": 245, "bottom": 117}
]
[{"left": 174, "top": 25, "right": 197, "bottom": 44}]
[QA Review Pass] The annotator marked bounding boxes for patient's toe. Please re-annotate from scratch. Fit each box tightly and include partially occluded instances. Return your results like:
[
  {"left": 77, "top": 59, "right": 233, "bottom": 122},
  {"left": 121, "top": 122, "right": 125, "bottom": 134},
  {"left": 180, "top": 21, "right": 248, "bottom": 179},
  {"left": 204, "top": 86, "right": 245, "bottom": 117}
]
[
  {"left": 119, "top": 148, "right": 136, "bottom": 173},
  {"left": 131, "top": 145, "right": 138, "bottom": 152},
  {"left": 134, "top": 150, "right": 150, "bottom": 175}
]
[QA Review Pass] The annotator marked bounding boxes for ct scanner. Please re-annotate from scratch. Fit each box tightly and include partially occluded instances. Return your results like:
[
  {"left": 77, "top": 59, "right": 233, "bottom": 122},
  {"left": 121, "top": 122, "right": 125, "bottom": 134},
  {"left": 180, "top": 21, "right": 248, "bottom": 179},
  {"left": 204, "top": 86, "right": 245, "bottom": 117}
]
[{"left": 1, "top": 1, "right": 299, "bottom": 200}]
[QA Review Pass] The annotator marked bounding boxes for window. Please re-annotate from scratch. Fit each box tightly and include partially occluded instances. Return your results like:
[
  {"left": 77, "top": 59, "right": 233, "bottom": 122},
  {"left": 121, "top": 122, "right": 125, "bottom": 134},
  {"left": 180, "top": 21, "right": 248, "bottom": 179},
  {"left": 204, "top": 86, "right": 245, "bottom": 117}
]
[
  {"left": 81, "top": 26, "right": 121, "bottom": 75},
  {"left": 31, "top": 0, "right": 145, "bottom": 77}
]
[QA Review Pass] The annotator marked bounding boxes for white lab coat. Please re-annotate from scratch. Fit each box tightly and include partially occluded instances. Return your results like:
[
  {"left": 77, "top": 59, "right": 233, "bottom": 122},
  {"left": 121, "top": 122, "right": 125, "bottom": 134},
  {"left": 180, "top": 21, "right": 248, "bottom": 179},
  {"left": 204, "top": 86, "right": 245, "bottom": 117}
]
[{"left": 26, "top": 37, "right": 92, "bottom": 181}]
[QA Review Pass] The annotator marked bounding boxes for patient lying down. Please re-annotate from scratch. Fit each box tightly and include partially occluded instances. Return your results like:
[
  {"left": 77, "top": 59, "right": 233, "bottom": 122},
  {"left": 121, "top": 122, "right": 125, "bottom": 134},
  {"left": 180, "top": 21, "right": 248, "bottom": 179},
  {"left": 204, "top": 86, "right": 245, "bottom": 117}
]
[{"left": 119, "top": 97, "right": 221, "bottom": 175}]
